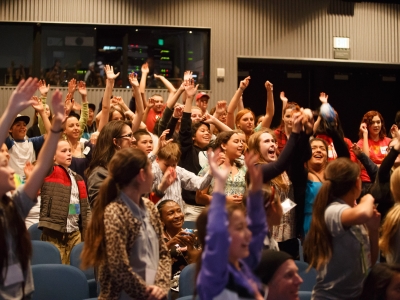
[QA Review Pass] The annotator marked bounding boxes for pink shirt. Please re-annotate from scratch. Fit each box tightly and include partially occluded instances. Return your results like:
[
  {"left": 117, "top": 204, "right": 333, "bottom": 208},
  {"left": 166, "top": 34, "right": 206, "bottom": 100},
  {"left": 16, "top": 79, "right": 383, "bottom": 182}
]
[{"left": 357, "top": 137, "right": 391, "bottom": 182}]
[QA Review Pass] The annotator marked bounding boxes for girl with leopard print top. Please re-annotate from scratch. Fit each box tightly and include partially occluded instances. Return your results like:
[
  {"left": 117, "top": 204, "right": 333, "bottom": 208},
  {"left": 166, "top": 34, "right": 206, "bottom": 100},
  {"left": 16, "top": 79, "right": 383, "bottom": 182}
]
[{"left": 81, "top": 148, "right": 171, "bottom": 300}]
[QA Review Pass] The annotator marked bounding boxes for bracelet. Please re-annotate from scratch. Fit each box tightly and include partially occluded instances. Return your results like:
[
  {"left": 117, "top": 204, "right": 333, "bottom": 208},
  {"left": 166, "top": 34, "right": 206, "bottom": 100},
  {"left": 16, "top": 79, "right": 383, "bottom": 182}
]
[
  {"left": 50, "top": 128, "right": 64, "bottom": 134},
  {"left": 239, "top": 87, "right": 244, "bottom": 91}
]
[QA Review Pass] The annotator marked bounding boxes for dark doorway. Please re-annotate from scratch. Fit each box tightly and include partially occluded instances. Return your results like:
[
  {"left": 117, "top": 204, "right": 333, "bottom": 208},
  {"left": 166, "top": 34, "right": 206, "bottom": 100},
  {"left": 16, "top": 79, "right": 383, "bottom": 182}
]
[{"left": 238, "top": 58, "right": 400, "bottom": 142}]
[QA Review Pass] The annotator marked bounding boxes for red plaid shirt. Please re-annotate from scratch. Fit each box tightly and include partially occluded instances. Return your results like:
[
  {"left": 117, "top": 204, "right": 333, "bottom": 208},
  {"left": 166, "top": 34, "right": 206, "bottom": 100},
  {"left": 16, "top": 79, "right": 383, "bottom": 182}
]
[{"left": 274, "top": 127, "right": 288, "bottom": 153}]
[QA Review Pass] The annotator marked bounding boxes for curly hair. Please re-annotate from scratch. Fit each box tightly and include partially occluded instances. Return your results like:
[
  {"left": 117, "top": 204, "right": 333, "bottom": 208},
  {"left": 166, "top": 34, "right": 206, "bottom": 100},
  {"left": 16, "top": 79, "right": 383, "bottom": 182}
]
[{"left": 359, "top": 110, "right": 387, "bottom": 140}]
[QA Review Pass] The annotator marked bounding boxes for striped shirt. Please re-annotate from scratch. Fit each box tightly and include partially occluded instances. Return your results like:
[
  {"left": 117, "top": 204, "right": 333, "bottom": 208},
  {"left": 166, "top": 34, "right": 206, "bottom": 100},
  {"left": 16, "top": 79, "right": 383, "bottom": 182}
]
[{"left": 152, "top": 161, "right": 213, "bottom": 211}]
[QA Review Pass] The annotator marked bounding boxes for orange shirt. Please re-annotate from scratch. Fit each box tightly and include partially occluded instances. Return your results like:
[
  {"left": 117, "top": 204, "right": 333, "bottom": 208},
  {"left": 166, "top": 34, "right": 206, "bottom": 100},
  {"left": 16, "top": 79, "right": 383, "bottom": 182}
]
[{"left": 357, "top": 137, "right": 391, "bottom": 182}]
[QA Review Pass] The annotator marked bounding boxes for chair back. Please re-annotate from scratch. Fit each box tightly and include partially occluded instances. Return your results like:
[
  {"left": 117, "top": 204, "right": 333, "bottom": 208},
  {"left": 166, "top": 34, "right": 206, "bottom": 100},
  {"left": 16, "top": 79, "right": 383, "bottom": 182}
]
[
  {"left": 32, "top": 264, "right": 89, "bottom": 300},
  {"left": 70, "top": 242, "right": 95, "bottom": 280},
  {"left": 179, "top": 263, "right": 197, "bottom": 297},
  {"left": 28, "top": 223, "right": 42, "bottom": 240},
  {"left": 295, "top": 260, "right": 317, "bottom": 291},
  {"left": 299, "top": 291, "right": 312, "bottom": 300},
  {"left": 31, "top": 241, "right": 61, "bottom": 265}
]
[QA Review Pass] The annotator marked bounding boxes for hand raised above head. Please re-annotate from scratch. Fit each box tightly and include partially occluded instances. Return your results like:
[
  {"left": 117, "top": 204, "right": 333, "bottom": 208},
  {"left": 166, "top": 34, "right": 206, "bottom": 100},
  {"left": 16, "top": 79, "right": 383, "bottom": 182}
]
[
  {"left": 239, "top": 76, "right": 251, "bottom": 91},
  {"left": 319, "top": 92, "right": 328, "bottom": 104},
  {"left": 38, "top": 79, "right": 50, "bottom": 95},
  {"left": 7, "top": 78, "right": 39, "bottom": 115},
  {"left": 128, "top": 72, "right": 139, "bottom": 87},
  {"left": 104, "top": 64, "right": 120, "bottom": 80}
]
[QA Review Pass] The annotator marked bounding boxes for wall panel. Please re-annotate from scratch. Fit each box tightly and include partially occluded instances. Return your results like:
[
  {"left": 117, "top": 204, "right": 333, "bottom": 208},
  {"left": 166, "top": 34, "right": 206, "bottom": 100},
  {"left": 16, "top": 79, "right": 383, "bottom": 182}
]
[{"left": 0, "top": 0, "right": 399, "bottom": 103}]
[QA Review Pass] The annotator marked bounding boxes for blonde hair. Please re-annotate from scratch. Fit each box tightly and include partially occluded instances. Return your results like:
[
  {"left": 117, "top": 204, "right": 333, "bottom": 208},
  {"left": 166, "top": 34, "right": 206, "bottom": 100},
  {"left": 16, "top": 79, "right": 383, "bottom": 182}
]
[
  {"left": 390, "top": 167, "right": 400, "bottom": 203},
  {"left": 379, "top": 168, "right": 400, "bottom": 260},
  {"left": 379, "top": 204, "right": 400, "bottom": 260}
]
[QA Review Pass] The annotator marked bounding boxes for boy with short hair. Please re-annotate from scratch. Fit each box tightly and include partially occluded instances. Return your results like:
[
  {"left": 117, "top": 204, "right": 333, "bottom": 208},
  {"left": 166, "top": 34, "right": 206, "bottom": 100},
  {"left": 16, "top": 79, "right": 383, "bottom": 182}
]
[
  {"left": 6, "top": 99, "right": 51, "bottom": 177},
  {"left": 151, "top": 142, "right": 212, "bottom": 211}
]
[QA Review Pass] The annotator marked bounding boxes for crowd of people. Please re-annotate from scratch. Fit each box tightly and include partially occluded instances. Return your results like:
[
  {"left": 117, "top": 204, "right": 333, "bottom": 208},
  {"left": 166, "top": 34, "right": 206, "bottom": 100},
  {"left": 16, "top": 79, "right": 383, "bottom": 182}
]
[{"left": 1, "top": 62, "right": 400, "bottom": 300}]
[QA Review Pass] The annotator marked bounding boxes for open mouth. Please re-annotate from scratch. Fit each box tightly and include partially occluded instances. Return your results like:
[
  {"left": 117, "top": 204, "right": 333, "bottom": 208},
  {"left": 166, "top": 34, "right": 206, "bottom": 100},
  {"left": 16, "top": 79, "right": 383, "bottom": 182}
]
[{"left": 313, "top": 153, "right": 323, "bottom": 159}]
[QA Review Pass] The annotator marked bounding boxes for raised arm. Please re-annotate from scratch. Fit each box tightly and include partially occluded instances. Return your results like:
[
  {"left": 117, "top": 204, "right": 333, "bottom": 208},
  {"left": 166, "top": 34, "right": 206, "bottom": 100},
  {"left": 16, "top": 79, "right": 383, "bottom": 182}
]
[
  {"left": 197, "top": 150, "right": 232, "bottom": 300},
  {"left": 77, "top": 81, "right": 89, "bottom": 137},
  {"left": 262, "top": 112, "right": 304, "bottom": 182},
  {"left": 280, "top": 91, "right": 288, "bottom": 118},
  {"left": 0, "top": 79, "right": 37, "bottom": 148},
  {"left": 98, "top": 65, "right": 119, "bottom": 132},
  {"left": 360, "top": 122, "right": 370, "bottom": 157},
  {"left": 203, "top": 113, "right": 232, "bottom": 133},
  {"left": 128, "top": 72, "right": 144, "bottom": 133},
  {"left": 260, "top": 81, "right": 274, "bottom": 128},
  {"left": 31, "top": 96, "right": 51, "bottom": 137},
  {"left": 378, "top": 138, "right": 400, "bottom": 184},
  {"left": 38, "top": 79, "right": 50, "bottom": 134},
  {"left": 154, "top": 73, "right": 177, "bottom": 95},
  {"left": 24, "top": 90, "right": 64, "bottom": 199},
  {"left": 139, "top": 63, "right": 149, "bottom": 99},
  {"left": 227, "top": 76, "right": 250, "bottom": 129},
  {"left": 243, "top": 151, "right": 267, "bottom": 269},
  {"left": 313, "top": 93, "right": 328, "bottom": 135}
]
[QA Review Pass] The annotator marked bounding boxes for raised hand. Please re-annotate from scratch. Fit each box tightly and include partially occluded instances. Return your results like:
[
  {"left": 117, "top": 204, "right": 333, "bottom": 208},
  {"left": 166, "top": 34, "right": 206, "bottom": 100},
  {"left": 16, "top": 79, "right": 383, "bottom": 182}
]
[
  {"left": 31, "top": 96, "right": 44, "bottom": 112},
  {"left": 265, "top": 80, "right": 273, "bottom": 92},
  {"left": 104, "top": 64, "right": 120, "bottom": 80},
  {"left": 141, "top": 62, "right": 149, "bottom": 74},
  {"left": 38, "top": 79, "right": 50, "bottom": 95},
  {"left": 351, "top": 143, "right": 363, "bottom": 156},
  {"left": 68, "top": 78, "right": 77, "bottom": 94},
  {"left": 292, "top": 111, "right": 304, "bottom": 134},
  {"left": 390, "top": 124, "right": 400, "bottom": 139},
  {"left": 207, "top": 148, "right": 231, "bottom": 183},
  {"left": 159, "top": 167, "right": 177, "bottom": 192},
  {"left": 183, "top": 70, "right": 193, "bottom": 81},
  {"left": 215, "top": 100, "right": 227, "bottom": 116},
  {"left": 202, "top": 113, "right": 215, "bottom": 124},
  {"left": 319, "top": 92, "right": 328, "bottom": 104},
  {"left": 216, "top": 151, "right": 226, "bottom": 166},
  {"left": 280, "top": 91, "right": 288, "bottom": 102},
  {"left": 77, "top": 81, "right": 87, "bottom": 96},
  {"left": 7, "top": 78, "right": 39, "bottom": 115},
  {"left": 244, "top": 151, "right": 262, "bottom": 192},
  {"left": 360, "top": 122, "right": 368, "bottom": 135},
  {"left": 239, "top": 76, "right": 251, "bottom": 91},
  {"left": 64, "top": 93, "right": 75, "bottom": 117},
  {"left": 184, "top": 79, "right": 199, "bottom": 97},
  {"left": 51, "top": 89, "right": 65, "bottom": 122},
  {"left": 128, "top": 72, "right": 139, "bottom": 87},
  {"left": 153, "top": 73, "right": 162, "bottom": 79},
  {"left": 158, "top": 129, "right": 173, "bottom": 150},
  {"left": 173, "top": 105, "right": 184, "bottom": 119},
  {"left": 146, "top": 97, "right": 155, "bottom": 109}
]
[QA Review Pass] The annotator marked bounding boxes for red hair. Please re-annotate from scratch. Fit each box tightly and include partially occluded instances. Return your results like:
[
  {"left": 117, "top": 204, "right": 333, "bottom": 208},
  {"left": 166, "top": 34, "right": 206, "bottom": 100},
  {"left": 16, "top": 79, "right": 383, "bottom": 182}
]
[{"left": 359, "top": 110, "right": 387, "bottom": 140}]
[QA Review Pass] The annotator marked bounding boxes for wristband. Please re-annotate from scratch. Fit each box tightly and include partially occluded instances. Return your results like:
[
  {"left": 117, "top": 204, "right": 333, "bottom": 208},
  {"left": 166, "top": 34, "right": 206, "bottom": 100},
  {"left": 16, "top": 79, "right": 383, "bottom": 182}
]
[{"left": 50, "top": 128, "right": 64, "bottom": 134}]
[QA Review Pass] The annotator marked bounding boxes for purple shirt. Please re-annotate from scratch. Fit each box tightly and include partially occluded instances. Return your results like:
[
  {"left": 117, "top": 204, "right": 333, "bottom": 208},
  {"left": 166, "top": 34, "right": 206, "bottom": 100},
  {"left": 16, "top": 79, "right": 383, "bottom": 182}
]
[{"left": 197, "top": 191, "right": 267, "bottom": 300}]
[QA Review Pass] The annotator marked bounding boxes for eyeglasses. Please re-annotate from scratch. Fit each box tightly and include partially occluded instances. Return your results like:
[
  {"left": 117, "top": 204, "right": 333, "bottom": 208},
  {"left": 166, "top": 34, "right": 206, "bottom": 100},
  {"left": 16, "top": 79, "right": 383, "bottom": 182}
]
[{"left": 118, "top": 132, "right": 134, "bottom": 140}]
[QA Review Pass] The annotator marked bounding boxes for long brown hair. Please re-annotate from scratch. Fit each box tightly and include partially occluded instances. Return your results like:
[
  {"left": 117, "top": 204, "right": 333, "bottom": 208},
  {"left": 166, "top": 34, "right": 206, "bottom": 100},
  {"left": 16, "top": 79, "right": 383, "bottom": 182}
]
[
  {"left": 81, "top": 148, "right": 149, "bottom": 268},
  {"left": 85, "top": 120, "right": 130, "bottom": 178},
  {"left": 278, "top": 102, "right": 300, "bottom": 129},
  {"left": 304, "top": 158, "right": 360, "bottom": 270},
  {"left": 248, "top": 128, "right": 288, "bottom": 192},
  {"left": 0, "top": 195, "right": 32, "bottom": 284}
]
